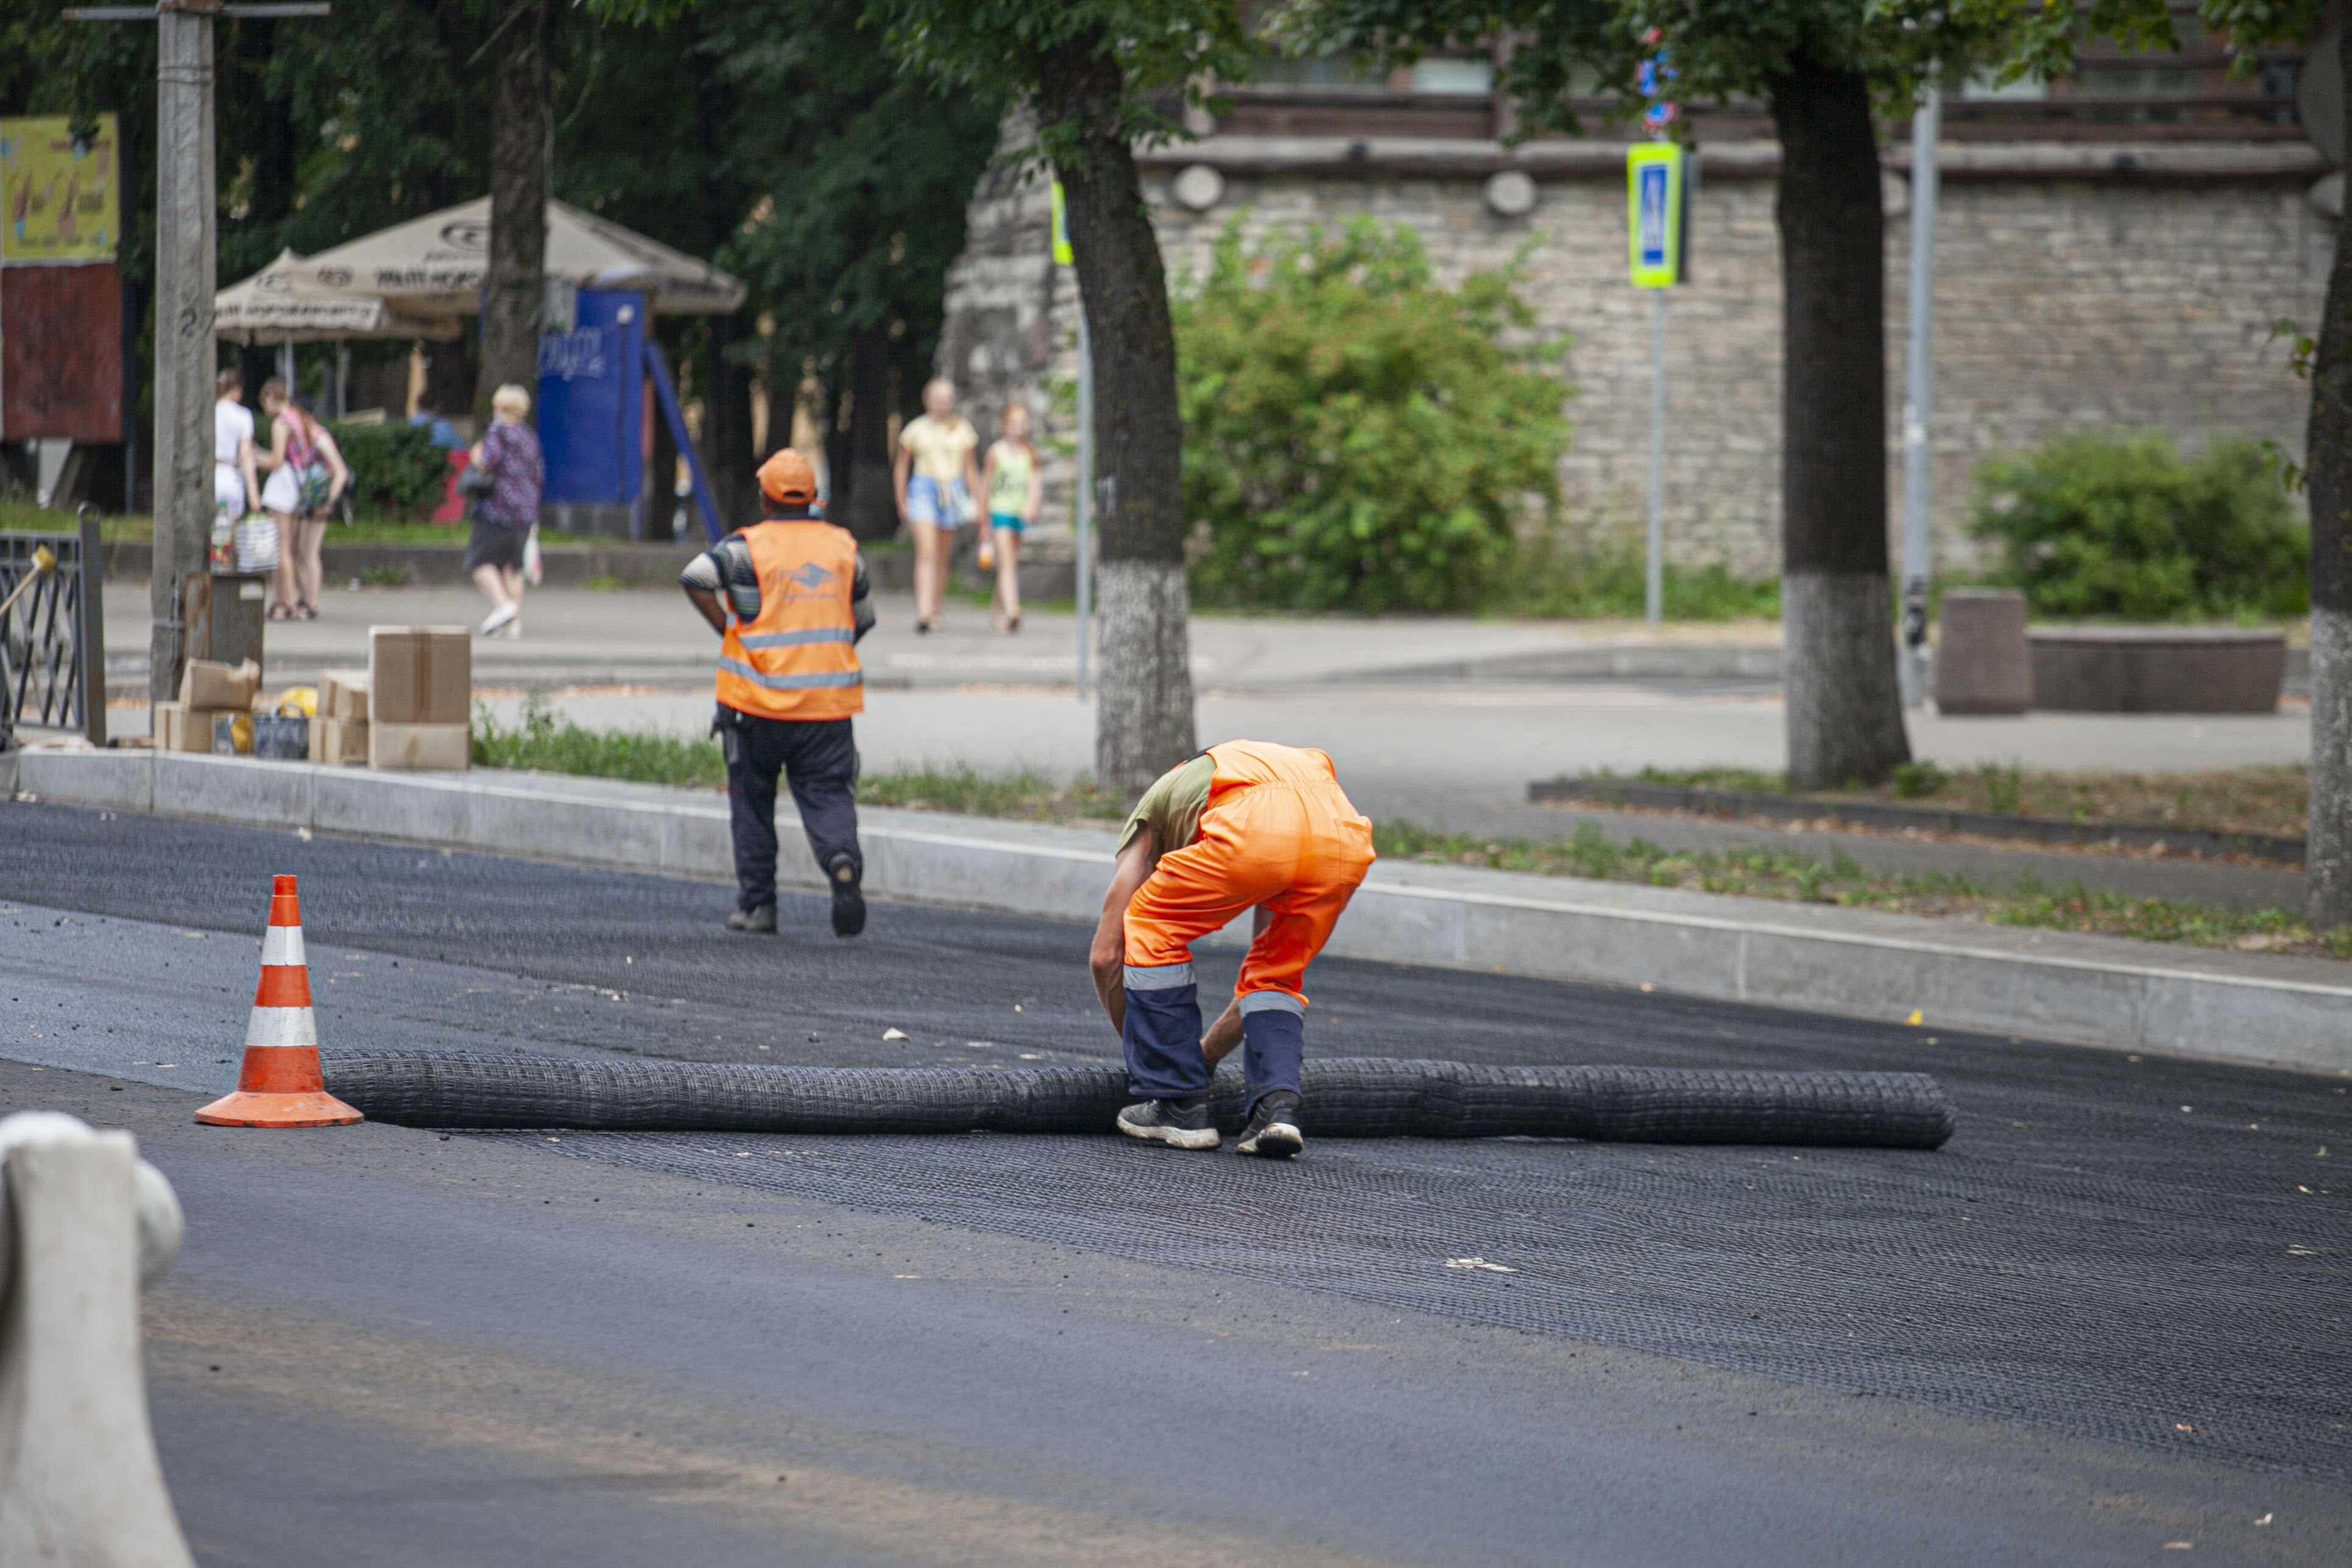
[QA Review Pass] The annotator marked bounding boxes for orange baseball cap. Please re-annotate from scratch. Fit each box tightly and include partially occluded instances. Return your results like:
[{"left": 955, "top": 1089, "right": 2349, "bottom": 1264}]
[{"left": 756, "top": 449, "right": 818, "bottom": 504}]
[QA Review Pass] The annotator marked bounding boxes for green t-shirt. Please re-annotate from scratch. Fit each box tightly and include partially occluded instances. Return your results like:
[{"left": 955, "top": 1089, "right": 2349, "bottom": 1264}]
[{"left": 1117, "top": 754, "right": 1214, "bottom": 861}]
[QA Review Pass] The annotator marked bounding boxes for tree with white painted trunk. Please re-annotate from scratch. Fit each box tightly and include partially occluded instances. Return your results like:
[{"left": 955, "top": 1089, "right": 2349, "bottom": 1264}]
[
  {"left": 2004, "top": 2, "right": 2348, "bottom": 923},
  {"left": 1289, "top": 0, "right": 2043, "bottom": 789},
  {"left": 872, "top": 2, "right": 1252, "bottom": 792}
]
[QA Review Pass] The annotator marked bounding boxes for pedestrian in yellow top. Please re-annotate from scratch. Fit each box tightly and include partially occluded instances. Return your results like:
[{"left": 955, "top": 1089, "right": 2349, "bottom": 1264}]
[
  {"left": 893, "top": 377, "right": 981, "bottom": 635},
  {"left": 978, "top": 403, "right": 1040, "bottom": 632},
  {"left": 680, "top": 449, "right": 876, "bottom": 938}
]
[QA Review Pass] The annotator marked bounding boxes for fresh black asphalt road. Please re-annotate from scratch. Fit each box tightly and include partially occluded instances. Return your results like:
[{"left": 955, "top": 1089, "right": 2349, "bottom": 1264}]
[{"left": 2, "top": 799, "right": 2347, "bottom": 1566}]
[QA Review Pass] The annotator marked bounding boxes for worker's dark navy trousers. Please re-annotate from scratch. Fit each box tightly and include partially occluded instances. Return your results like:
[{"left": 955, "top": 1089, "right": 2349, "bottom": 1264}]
[
  {"left": 720, "top": 710, "right": 860, "bottom": 911},
  {"left": 1123, "top": 968, "right": 1305, "bottom": 1114}
]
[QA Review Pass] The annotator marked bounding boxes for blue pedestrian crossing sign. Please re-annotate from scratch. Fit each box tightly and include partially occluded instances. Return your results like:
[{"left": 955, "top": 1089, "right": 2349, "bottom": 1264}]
[{"left": 1626, "top": 143, "right": 1687, "bottom": 289}]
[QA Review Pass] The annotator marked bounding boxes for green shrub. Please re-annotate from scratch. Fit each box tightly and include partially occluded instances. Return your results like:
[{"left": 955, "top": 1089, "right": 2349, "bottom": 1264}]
[
  {"left": 1890, "top": 760, "right": 1947, "bottom": 799},
  {"left": 1968, "top": 430, "right": 2306, "bottom": 621},
  {"left": 328, "top": 420, "right": 450, "bottom": 518},
  {"left": 1173, "top": 217, "right": 1572, "bottom": 613}
]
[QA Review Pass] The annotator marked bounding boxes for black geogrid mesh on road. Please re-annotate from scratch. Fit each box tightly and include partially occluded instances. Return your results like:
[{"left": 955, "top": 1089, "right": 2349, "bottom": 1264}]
[
  {"left": 496, "top": 1124, "right": 2351, "bottom": 1487},
  {"left": 4, "top": 802, "right": 2349, "bottom": 1485},
  {"left": 328, "top": 1051, "right": 1956, "bottom": 1145}
]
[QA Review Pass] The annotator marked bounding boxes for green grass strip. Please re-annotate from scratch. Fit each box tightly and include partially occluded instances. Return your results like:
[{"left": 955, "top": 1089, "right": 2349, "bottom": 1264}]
[
  {"left": 1376, "top": 819, "right": 2351, "bottom": 961},
  {"left": 459, "top": 729, "right": 2345, "bottom": 961}
]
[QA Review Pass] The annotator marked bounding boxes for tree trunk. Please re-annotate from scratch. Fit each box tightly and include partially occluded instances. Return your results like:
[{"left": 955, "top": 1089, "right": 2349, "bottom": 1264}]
[
  {"left": 1768, "top": 55, "right": 1910, "bottom": 789},
  {"left": 1039, "top": 28, "right": 1196, "bottom": 794},
  {"left": 2304, "top": 30, "right": 2352, "bottom": 929},
  {"left": 704, "top": 311, "right": 760, "bottom": 532},
  {"left": 477, "top": 0, "right": 549, "bottom": 432},
  {"left": 842, "top": 322, "right": 898, "bottom": 542}
]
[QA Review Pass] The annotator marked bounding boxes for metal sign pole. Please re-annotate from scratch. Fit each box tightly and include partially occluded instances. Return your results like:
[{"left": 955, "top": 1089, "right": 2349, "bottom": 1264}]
[
  {"left": 1899, "top": 87, "right": 1941, "bottom": 708},
  {"left": 1055, "top": 180, "right": 1091, "bottom": 704},
  {"left": 1075, "top": 304, "right": 1093, "bottom": 703},
  {"left": 1626, "top": 139, "right": 1684, "bottom": 629},
  {"left": 1645, "top": 291, "right": 1666, "bottom": 627}
]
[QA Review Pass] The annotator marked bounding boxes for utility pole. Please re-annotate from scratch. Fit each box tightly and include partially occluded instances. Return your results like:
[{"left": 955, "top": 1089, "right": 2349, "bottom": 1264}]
[
  {"left": 65, "top": 2, "right": 330, "bottom": 710},
  {"left": 1898, "top": 87, "right": 1942, "bottom": 708}
]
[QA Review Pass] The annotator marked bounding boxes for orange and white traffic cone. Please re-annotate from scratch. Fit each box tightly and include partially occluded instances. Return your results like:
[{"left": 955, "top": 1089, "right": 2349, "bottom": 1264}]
[{"left": 195, "top": 875, "right": 362, "bottom": 1128}]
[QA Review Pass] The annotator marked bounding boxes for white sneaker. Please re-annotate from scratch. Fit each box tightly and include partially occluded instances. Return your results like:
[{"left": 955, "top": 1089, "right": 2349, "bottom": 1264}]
[
  {"left": 478, "top": 604, "right": 518, "bottom": 636},
  {"left": 496, "top": 618, "right": 521, "bottom": 640}
]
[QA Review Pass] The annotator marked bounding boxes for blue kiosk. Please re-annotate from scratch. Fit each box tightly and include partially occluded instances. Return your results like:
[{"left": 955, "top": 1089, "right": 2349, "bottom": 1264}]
[{"left": 536, "top": 286, "right": 726, "bottom": 545}]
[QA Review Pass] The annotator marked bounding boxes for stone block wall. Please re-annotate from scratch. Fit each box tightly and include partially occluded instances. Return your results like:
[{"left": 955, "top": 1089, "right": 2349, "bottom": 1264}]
[{"left": 936, "top": 147, "right": 2330, "bottom": 577}]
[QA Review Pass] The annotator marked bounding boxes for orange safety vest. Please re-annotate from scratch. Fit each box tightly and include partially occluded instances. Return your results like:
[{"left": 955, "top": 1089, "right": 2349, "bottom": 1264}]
[{"left": 713, "top": 520, "right": 863, "bottom": 721}]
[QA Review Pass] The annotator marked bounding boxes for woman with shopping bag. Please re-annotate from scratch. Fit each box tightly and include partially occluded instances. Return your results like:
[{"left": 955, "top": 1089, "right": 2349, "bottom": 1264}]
[{"left": 465, "top": 384, "right": 545, "bottom": 639}]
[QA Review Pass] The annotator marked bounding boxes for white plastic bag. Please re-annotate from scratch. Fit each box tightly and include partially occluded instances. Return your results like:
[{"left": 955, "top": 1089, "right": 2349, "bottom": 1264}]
[
  {"left": 523, "top": 524, "right": 543, "bottom": 587},
  {"left": 233, "top": 516, "right": 280, "bottom": 574}
]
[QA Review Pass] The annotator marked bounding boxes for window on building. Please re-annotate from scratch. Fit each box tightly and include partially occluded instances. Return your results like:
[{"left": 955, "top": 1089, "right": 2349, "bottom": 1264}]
[{"left": 1411, "top": 57, "right": 1496, "bottom": 96}]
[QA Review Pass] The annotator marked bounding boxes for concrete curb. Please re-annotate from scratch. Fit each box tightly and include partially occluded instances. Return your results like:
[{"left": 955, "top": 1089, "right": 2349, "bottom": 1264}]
[{"left": 12, "top": 750, "right": 2350, "bottom": 1076}]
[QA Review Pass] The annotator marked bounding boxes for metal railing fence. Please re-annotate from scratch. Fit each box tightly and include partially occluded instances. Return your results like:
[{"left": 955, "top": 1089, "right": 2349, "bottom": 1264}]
[{"left": 1, "top": 507, "right": 106, "bottom": 750}]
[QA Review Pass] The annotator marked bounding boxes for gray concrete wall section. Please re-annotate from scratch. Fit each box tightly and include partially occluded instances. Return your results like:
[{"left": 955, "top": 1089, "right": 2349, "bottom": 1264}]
[
  {"left": 939, "top": 136, "right": 2331, "bottom": 578},
  {"left": 16, "top": 750, "right": 2348, "bottom": 1076}
]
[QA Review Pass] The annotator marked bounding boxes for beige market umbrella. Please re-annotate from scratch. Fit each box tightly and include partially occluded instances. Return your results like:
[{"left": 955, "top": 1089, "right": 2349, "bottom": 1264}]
[
  {"left": 268, "top": 199, "right": 745, "bottom": 317},
  {"left": 215, "top": 249, "right": 463, "bottom": 345}
]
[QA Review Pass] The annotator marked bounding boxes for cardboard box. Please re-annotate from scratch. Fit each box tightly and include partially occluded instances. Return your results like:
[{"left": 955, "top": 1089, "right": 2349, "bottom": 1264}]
[
  {"left": 319, "top": 668, "right": 371, "bottom": 722},
  {"left": 368, "top": 628, "right": 469, "bottom": 725},
  {"left": 369, "top": 721, "right": 470, "bottom": 772},
  {"left": 180, "top": 657, "right": 260, "bottom": 712},
  {"left": 321, "top": 718, "right": 371, "bottom": 766},
  {"left": 156, "top": 702, "right": 233, "bottom": 753}
]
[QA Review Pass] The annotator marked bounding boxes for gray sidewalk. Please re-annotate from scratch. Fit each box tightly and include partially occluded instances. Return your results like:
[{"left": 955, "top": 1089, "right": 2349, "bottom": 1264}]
[
  {"left": 97, "top": 582, "right": 2315, "bottom": 911},
  {"left": 105, "top": 581, "right": 1789, "bottom": 694}
]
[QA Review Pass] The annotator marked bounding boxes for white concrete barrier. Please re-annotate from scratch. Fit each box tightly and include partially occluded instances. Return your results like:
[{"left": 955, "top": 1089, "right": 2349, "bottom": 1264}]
[
  {"left": 15, "top": 749, "right": 2352, "bottom": 1075},
  {"left": 0, "top": 1113, "right": 193, "bottom": 1568}
]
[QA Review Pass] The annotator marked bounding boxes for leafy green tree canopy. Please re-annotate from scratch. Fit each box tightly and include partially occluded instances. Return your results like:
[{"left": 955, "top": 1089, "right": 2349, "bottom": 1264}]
[
  {"left": 707, "top": 2, "right": 1003, "bottom": 396},
  {"left": 1177, "top": 217, "right": 1570, "bottom": 613},
  {"left": 869, "top": 0, "right": 1252, "bottom": 155}
]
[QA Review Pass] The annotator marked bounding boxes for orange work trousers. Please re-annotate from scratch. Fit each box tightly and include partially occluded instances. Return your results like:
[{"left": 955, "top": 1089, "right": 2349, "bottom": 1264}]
[{"left": 1123, "top": 740, "right": 1375, "bottom": 1006}]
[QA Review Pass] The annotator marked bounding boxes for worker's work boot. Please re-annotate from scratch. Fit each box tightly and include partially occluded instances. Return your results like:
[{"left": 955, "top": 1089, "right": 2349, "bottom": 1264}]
[
  {"left": 1116, "top": 1096, "right": 1220, "bottom": 1151},
  {"left": 1235, "top": 1091, "right": 1304, "bottom": 1160},
  {"left": 726, "top": 903, "right": 777, "bottom": 934},
  {"left": 826, "top": 853, "right": 866, "bottom": 938}
]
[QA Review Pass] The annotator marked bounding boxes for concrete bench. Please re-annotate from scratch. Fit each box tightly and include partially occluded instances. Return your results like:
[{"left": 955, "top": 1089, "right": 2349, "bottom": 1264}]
[{"left": 2028, "top": 627, "right": 2286, "bottom": 713}]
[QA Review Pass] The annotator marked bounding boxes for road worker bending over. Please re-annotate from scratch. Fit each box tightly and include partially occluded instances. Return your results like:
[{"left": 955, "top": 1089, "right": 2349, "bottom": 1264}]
[
  {"left": 1089, "top": 741, "right": 1376, "bottom": 1158},
  {"left": 680, "top": 450, "right": 875, "bottom": 937}
]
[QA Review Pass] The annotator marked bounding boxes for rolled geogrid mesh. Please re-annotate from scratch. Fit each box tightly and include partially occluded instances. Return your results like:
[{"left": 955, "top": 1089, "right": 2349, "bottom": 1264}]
[{"left": 324, "top": 1053, "right": 1955, "bottom": 1149}]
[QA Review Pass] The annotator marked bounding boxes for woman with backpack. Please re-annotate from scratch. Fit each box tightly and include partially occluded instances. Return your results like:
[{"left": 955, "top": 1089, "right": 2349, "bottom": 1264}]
[{"left": 255, "top": 378, "right": 348, "bottom": 621}]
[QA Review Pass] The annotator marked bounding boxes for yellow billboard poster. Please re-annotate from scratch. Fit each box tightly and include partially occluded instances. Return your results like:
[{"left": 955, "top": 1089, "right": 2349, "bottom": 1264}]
[{"left": 2, "top": 115, "right": 121, "bottom": 265}]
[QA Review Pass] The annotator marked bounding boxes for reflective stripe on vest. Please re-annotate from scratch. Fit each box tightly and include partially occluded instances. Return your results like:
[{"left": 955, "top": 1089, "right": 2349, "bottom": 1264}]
[
  {"left": 739, "top": 627, "right": 857, "bottom": 649},
  {"left": 716, "top": 658, "right": 863, "bottom": 690},
  {"left": 715, "top": 520, "right": 863, "bottom": 720}
]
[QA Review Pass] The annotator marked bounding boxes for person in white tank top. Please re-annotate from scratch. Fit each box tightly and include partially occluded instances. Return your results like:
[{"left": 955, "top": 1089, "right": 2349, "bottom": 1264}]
[{"left": 214, "top": 368, "right": 257, "bottom": 519}]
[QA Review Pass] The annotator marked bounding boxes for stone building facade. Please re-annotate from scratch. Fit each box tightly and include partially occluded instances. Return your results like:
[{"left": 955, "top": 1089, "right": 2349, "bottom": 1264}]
[{"left": 937, "top": 79, "right": 2333, "bottom": 579}]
